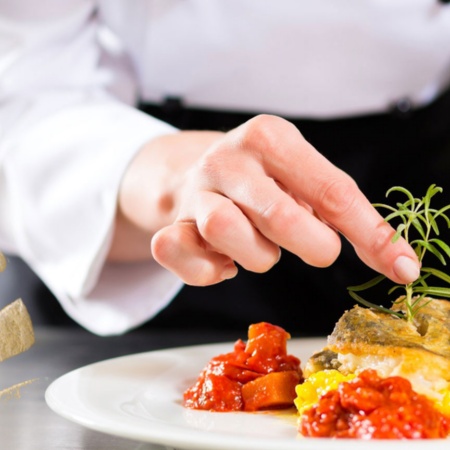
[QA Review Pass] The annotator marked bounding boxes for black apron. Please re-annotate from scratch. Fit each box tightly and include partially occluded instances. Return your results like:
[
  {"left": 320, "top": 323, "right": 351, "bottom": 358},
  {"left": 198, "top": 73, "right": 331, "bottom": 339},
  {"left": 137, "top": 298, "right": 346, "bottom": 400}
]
[{"left": 138, "top": 90, "right": 450, "bottom": 336}]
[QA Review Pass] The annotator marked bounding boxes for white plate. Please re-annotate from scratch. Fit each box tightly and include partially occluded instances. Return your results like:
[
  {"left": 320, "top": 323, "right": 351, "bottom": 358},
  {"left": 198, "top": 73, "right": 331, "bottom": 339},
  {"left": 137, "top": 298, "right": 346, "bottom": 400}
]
[{"left": 45, "top": 338, "right": 449, "bottom": 450}]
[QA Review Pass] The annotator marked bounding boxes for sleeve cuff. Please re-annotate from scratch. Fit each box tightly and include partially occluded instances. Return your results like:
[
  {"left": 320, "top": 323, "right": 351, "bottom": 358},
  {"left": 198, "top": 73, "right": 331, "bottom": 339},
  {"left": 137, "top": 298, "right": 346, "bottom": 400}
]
[
  {"left": 57, "top": 260, "right": 184, "bottom": 336},
  {"left": 1, "top": 97, "right": 182, "bottom": 334}
]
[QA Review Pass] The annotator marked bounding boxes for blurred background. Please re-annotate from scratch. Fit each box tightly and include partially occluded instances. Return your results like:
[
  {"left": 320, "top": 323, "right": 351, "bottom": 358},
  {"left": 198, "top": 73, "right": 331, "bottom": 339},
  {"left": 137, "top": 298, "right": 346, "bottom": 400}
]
[{"left": 0, "top": 255, "right": 76, "bottom": 326}]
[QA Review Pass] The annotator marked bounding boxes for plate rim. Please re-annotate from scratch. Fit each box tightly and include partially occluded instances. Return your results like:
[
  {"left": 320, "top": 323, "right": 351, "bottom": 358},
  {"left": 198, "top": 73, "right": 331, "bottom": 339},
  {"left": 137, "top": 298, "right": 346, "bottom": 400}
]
[{"left": 45, "top": 338, "right": 450, "bottom": 450}]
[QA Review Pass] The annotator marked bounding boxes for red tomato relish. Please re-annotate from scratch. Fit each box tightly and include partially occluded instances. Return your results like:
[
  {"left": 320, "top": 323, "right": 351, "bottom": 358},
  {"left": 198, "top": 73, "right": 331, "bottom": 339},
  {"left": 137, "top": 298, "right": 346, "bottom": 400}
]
[
  {"left": 299, "top": 369, "right": 450, "bottom": 439},
  {"left": 183, "top": 322, "right": 303, "bottom": 412}
]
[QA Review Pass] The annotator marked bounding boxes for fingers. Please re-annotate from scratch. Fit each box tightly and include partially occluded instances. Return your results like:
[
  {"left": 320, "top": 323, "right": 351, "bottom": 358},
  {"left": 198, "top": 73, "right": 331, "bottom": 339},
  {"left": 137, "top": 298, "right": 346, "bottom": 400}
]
[
  {"left": 310, "top": 176, "right": 419, "bottom": 283},
  {"left": 240, "top": 116, "right": 420, "bottom": 284},
  {"left": 151, "top": 222, "right": 238, "bottom": 285},
  {"left": 352, "top": 213, "right": 421, "bottom": 285},
  {"left": 195, "top": 191, "right": 281, "bottom": 272},
  {"left": 206, "top": 165, "right": 342, "bottom": 268},
  {"left": 282, "top": 163, "right": 419, "bottom": 283},
  {"left": 153, "top": 183, "right": 341, "bottom": 286},
  {"left": 152, "top": 192, "right": 281, "bottom": 285},
  {"left": 230, "top": 116, "right": 419, "bottom": 283}
]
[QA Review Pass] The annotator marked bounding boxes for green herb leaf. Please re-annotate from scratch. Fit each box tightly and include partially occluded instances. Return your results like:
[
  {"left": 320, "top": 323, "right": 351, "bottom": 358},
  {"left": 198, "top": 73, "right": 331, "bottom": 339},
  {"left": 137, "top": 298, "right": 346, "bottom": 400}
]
[
  {"left": 413, "top": 286, "right": 450, "bottom": 298},
  {"left": 347, "top": 274, "right": 386, "bottom": 292},
  {"left": 348, "top": 291, "right": 404, "bottom": 319},
  {"left": 429, "top": 238, "right": 450, "bottom": 259},
  {"left": 421, "top": 267, "right": 450, "bottom": 284}
]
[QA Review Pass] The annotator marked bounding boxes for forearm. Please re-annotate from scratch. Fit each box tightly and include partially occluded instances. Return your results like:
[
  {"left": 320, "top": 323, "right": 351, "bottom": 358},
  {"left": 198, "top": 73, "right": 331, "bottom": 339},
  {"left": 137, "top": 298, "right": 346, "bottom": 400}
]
[{"left": 108, "top": 130, "right": 224, "bottom": 262}]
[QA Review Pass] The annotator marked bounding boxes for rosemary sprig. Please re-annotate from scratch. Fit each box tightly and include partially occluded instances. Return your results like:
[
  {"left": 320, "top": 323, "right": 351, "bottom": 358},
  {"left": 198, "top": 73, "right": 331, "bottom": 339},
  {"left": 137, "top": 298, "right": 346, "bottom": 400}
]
[{"left": 348, "top": 184, "right": 450, "bottom": 322}]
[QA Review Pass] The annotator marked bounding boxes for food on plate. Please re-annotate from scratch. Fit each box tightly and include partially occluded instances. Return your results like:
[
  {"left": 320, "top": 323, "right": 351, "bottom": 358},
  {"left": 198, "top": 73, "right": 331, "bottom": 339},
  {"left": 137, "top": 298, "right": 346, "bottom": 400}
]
[
  {"left": 298, "top": 368, "right": 449, "bottom": 439},
  {"left": 184, "top": 186, "right": 450, "bottom": 438},
  {"left": 183, "top": 322, "right": 303, "bottom": 411},
  {"left": 307, "top": 186, "right": 450, "bottom": 407},
  {"left": 183, "top": 314, "right": 450, "bottom": 438},
  {"left": 292, "top": 185, "right": 450, "bottom": 438},
  {"left": 307, "top": 298, "right": 450, "bottom": 400},
  {"left": 297, "top": 298, "right": 450, "bottom": 438}
]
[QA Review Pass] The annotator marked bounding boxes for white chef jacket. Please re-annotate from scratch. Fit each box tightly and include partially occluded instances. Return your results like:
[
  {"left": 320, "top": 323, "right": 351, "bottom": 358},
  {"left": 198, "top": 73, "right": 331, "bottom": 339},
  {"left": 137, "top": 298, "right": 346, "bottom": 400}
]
[{"left": 1, "top": 0, "right": 450, "bottom": 335}]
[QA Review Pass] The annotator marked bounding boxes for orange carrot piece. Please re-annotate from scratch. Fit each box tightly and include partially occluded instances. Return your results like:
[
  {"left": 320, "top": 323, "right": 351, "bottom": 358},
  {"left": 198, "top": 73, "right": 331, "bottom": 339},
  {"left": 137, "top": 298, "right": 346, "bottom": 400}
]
[{"left": 242, "top": 370, "right": 301, "bottom": 411}]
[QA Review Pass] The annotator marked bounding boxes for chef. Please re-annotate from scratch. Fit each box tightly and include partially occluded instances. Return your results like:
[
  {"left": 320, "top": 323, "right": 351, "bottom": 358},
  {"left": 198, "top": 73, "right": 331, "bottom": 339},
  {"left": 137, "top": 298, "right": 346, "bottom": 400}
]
[{"left": 1, "top": 1, "right": 449, "bottom": 335}]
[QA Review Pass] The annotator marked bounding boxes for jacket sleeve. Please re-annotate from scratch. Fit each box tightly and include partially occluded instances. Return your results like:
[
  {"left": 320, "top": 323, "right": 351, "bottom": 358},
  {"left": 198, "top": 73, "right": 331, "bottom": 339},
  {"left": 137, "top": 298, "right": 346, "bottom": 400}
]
[{"left": 0, "top": 1, "right": 183, "bottom": 335}]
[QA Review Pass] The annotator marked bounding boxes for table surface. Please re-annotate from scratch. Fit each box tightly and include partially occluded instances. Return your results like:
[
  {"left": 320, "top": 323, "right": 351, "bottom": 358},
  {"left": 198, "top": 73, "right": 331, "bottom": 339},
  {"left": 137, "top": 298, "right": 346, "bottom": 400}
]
[{"left": 1, "top": 326, "right": 243, "bottom": 450}]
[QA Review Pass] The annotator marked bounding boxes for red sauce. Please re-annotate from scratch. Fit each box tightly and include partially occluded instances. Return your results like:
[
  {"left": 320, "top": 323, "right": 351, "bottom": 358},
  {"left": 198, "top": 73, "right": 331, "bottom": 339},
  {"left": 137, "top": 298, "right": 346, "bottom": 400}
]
[
  {"left": 183, "top": 322, "right": 303, "bottom": 412},
  {"left": 299, "top": 369, "right": 450, "bottom": 439}
]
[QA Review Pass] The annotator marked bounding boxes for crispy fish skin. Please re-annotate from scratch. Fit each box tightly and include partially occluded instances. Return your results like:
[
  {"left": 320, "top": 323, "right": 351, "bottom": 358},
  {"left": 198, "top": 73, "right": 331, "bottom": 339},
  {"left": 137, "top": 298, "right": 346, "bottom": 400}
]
[
  {"left": 328, "top": 298, "right": 450, "bottom": 356},
  {"left": 305, "top": 298, "right": 450, "bottom": 389}
]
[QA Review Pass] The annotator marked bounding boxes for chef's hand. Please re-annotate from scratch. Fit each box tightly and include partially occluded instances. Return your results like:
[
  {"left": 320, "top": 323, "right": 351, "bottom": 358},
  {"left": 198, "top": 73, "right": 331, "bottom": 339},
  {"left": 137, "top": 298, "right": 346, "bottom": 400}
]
[{"left": 114, "top": 115, "right": 420, "bottom": 286}]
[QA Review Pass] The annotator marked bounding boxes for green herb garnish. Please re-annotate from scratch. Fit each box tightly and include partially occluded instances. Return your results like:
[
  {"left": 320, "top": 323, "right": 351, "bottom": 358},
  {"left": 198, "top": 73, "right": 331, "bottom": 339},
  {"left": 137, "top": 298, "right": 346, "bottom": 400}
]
[{"left": 348, "top": 184, "right": 450, "bottom": 322}]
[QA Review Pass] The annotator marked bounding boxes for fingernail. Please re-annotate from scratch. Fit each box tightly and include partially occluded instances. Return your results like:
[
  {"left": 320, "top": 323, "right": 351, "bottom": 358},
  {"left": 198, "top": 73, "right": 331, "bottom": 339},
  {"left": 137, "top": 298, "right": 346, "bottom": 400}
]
[
  {"left": 393, "top": 256, "right": 420, "bottom": 282},
  {"left": 221, "top": 264, "right": 238, "bottom": 280}
]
